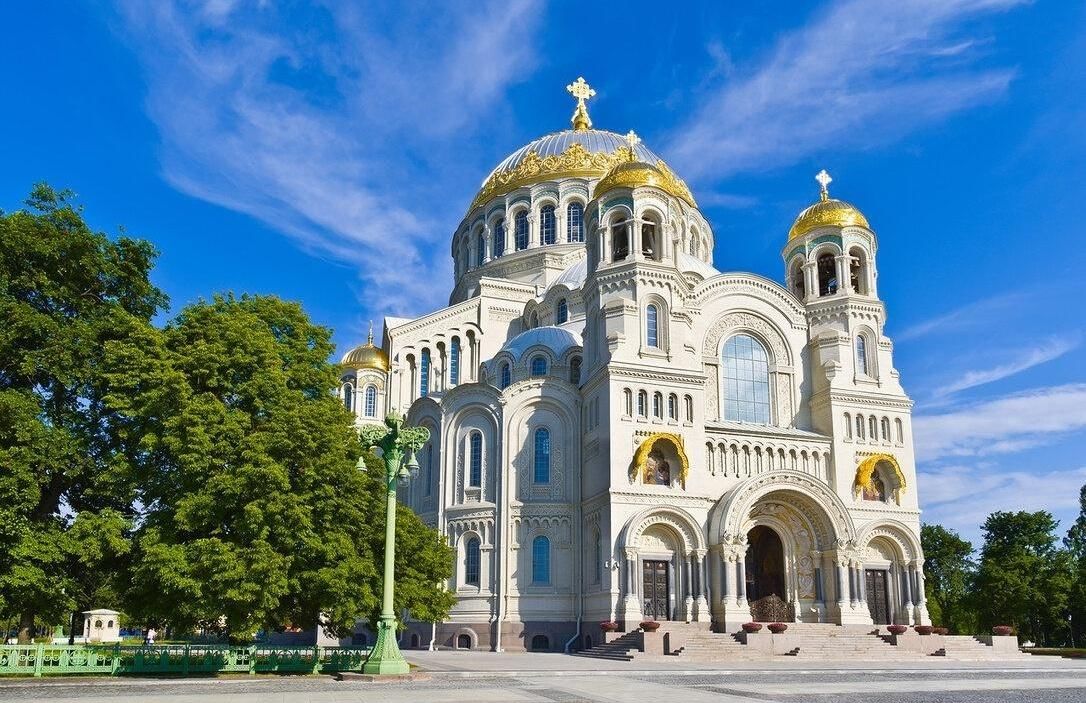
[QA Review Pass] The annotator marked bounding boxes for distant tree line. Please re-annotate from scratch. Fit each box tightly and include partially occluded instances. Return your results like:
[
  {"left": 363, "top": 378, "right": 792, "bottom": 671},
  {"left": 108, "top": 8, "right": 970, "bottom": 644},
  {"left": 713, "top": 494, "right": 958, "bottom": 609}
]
[
  {"left": 923, "top": 489, "right": 1086, "bottom": 647},
  {"left": 0, "top": 185, "right": 453, "bottom": 644}
]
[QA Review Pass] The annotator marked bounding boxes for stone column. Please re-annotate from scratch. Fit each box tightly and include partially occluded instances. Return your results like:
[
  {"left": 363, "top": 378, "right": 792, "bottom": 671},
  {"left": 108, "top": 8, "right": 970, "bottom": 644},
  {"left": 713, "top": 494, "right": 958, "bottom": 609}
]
[
  {"left": 736, "top": 556, "right": 747, "bottom": 605},
  {"left": 620, "top": 547, "right": 642, "bottom": 626},
  {"left": 915, "top": 563, "right": 929, "bottom": 624},
  {"left": 682, "top": 555, "right": 694, "bottom": 621},
  {"left": 835, "top": 558, "right": 848, "bottom": 618},
  {"left": 710, "top": 545, "right": 725, "bottom": 623},
  {"left": 483, "top": 225, "right": 492, "bottom": 263},
  {"left": 857, "top": 562, "right": 867, "bottom": 607},
  {"left": 802, "top": 261, "right": 817, "bottom": 301},
  {"left": 835, "top": 254, "right": 852, "bottom": 294},
  {"left": 696, "top": 549, "right": 710, "bottom": 622},
  {"left": 902, "top": 565, "right": 914, "bottom": 624},
  {"left": 527, "top": 213, "right": 538, "bottom": 248}
]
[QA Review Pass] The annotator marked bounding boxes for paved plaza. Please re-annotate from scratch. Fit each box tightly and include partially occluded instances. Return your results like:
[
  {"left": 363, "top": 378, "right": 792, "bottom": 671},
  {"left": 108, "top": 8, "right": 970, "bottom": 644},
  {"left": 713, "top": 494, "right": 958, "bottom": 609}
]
[{"left": 2, "top": 652, "right": 1085, "bottom": 702}]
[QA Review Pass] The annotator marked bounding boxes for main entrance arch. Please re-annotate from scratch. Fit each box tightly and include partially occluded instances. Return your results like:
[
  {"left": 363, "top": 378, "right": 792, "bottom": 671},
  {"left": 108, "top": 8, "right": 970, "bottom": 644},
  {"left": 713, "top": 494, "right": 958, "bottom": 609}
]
[
  {"left": 618, "top": 506, "right": 708, "bottom": 625},
  {"left": 746, "top": 525, "right": 789, "bottom": 621}
]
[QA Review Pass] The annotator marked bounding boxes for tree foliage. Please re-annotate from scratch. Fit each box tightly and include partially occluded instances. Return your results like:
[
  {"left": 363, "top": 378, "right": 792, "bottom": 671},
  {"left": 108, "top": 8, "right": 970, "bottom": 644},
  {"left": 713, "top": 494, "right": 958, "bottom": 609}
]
[
  {"left": 1066, "top": 485, "right": 1086, "bottom": 646},
  {"left": 0, "top": 185, "right": 165, "bottom": 641},
  {"left": 920, "top": 523, "right": 975, "bottom": 634}
]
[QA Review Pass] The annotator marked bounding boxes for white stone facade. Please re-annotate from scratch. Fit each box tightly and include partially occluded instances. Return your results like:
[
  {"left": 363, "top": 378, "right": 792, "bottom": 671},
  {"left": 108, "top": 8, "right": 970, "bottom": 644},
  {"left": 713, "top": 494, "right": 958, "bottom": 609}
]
[{"left": 341, "top": 126, "right": 930, "bottom": 653}]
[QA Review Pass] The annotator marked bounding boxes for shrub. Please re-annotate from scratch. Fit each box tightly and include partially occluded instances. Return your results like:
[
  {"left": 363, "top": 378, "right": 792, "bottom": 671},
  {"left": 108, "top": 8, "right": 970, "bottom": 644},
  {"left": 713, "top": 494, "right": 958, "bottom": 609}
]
[
  {"left": 741, "top": 622, "right": 763, "bottom": 633},
  {"left": 887, "top": 624, "right": 908, "bottom": 635},
  {"left": 640, "top": 620, "right": 661, "bottom": 632},
  {"left": 992, "top": 625, "right": 1015, "bottom": 637},
  {"left": 915, "top": 625, "right": 934, "bottom": 635},
  {"left": 767, "top": 622, "right": 788, "bottom": 633},
  {"left": 599, "top": 621, "right": 618, "bottom": 632}
]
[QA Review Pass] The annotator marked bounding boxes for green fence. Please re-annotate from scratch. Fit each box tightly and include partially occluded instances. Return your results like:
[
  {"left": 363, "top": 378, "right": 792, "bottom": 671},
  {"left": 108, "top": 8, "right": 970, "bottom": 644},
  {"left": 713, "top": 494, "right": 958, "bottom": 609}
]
[{"left": 0, "top": 644, "right": 371, "bottom": 677}]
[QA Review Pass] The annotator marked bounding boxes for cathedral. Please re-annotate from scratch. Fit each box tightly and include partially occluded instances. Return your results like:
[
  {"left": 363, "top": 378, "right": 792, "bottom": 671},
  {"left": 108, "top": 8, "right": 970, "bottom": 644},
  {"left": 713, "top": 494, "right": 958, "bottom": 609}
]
[{"left": 339, "top": 78, "right": 930, "bottom": 653}]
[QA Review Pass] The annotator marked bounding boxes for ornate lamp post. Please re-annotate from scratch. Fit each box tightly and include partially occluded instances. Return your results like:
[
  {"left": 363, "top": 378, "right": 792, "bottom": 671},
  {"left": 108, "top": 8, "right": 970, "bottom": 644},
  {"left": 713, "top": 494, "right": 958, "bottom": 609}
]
[{"left": 358, "top": 411, "right": 429, "bottom": 675}]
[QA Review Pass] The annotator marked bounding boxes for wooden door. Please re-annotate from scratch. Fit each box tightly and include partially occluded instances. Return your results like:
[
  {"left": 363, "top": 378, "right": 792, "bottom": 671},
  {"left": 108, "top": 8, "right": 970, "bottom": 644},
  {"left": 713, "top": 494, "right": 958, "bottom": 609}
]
[
  {"left": 865, "top": 569, "right": 890, "bottom": 624},
  {"left": 642, "top": 559, "right": 670, "bottom": 620}
]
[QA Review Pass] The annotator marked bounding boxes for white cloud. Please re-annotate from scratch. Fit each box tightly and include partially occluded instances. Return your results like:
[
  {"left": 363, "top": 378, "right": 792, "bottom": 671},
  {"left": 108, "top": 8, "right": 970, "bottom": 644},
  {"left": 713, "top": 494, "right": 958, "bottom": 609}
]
[
  {"left": 667, "top": 0, "right": 1026, "bottom": 180},
  {"left": 896, "top": 292, "right": 1029, "bottom": 341},
  {"left": 919, "top": 464, "right": 1086, "bottom": 543},
  {"left": 913, "top": 383, "right": 1086, "bottom": 460},
  {"left": 933, "top": 335, "right": 1079, "bottom": 397},
  {"left": 113, "top": 1, "right": 543, "bottom": 318}
]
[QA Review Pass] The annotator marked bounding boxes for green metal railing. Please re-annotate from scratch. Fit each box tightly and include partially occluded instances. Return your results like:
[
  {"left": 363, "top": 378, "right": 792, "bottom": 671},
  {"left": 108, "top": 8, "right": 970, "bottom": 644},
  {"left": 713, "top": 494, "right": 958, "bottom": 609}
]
[{"left": 0, "top": 644, "right": 371, "bottom": 677}]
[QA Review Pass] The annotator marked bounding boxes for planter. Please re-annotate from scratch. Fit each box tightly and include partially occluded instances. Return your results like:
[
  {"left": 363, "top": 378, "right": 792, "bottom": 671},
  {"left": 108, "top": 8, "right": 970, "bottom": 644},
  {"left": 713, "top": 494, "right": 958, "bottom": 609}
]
[
  {"left": 599, "top": 621, "right": 618, "bottom": 633},
  {"left": 934, "top": 627, "right": 949, "bottom": 636},
  {"left": 992, "top": 625, "right": 1014, "bottom": 637},
  {"left": 741, "top": 622, "right": 763, "bottom": 633},
  {"left": 915, "top": 625, "right": 934, "bottom": 635},
  {"left": 887, "top": 625, "right": 908, "bottom": 635},
  {"left": 767, "top": 622, "right": 788, "bottom": 634},
  {"left": 640, "top": 620, "right": 660, "bottom": 632}
]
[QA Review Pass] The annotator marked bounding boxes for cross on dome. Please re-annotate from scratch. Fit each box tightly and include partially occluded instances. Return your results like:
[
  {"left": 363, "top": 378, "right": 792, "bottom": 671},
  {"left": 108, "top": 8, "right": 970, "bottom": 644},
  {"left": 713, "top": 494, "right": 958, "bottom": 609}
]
[
  {"left": 816, "top": 169, "right": 832, "bottom": 201},
  {"left": 625, "top": 130, "right": 641, "bottom": 148},
  {"left": 566, "top": 76, "right": 595, "bottom": 131}
]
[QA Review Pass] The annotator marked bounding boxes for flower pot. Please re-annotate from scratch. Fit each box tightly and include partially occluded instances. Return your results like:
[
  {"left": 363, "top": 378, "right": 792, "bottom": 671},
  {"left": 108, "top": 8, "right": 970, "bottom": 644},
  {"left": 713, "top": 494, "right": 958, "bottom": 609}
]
[
  {"left": 640, "top": 620, "right": 660, "bottom": 632},
  {"left": 887, "top": 625, "right": 907, "bottom": 635},
  {"left": 767, "top": 622, "right": 788, "bottom": 634},
  {"left": 600, "top": 621, "right": 618, "bottom": 632},
  {"left": 915, "top": 625, "right": 934, "bottom": 635},
  {"left": 741, "top": 622, "right": 762, "bottom": 633},
  {"left": 934, "top": 627, "right": 949, "bottom": 635},
  {"left": 992, "top": 625, "right": 1014, "bottom": 637}
]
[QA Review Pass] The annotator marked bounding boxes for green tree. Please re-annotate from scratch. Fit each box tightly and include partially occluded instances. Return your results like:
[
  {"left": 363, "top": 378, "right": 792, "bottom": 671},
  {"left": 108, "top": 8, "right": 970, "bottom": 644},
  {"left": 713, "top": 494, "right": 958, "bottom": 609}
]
[
  {"left": 0, "top": 185, "right": 165, "bottom": 642},
  {"left": 105, "top": 295, "right": 453, "bottom": 640},
  {"left": 974, "top": 511, "right": 1074, "bottom": 645},
  {"left": 920, "top": 523, "right": 976, "bottom": 634},
  {"left": 1065, "top": 484, "right": 1086, "bottom": 646}
]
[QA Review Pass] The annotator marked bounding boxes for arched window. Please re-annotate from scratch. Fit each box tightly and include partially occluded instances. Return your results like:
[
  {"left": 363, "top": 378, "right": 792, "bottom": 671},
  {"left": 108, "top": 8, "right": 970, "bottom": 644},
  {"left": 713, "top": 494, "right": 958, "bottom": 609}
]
[
  {"left": 541, "top": 205, "right": 556, "bottom": 245},
  {"left": 844, "top": 412, "right": 853, "bottom": 439},
  {"left": 531, "top": 634, "right": 550, "bottom": 651},
  {"left": 869, "top": 415, "right": 878, "bottom": 439},
  {"left": 790, "top": 260, "right": 806, "bottom": 299},
  {"left": 817, "top": 252, "right": 837, "bottom": 296},
  {"left": 569, "top": 356, "right": 581, "bottom": 385},
  {"left": 465, "top": 537, "right": 481, "bottom": 585},
  {"left": 613, "top": 221, "right": 629, "bottom": 261},
  {"left": 530, "top": 356, "right": 547, "bottom": 376},
  {"left": 493, "top": 220, "right": 505, "bottom": 258},
  {"left": 668, "top": 393, "right": 678, "bottom": 420},
  {"left": 500, "top": 362, "right": 512, "bottom": 389},
  {"left": 684, "top": 395, "right": 694, "bottom": 423},
  {"left": 476, "top": 234, "right": 485, "bottom": 267},
  {"left": 567, "top": 202, "right": 584, "bottom": 242},
  {"left": 881, "top": 417, "right": 891, "bottom": 441},
  {"left": 469, "top": 431, "right": 482, "bottom": 487},
  {"left": 343, "top": 384, "right": 353, "bottom": 411},
  {"left": 856, "top": 335, "right": 869, "bottom": 376},
  {"left": 646, "top": 304, "right": 659, "bottom": 348},
  {"left": 623, "top": 388, "right": 633, "bottom": 416},
  {"left": 420, "top": 349, "right": 431, "bottom": 398},
  {"left": 556, "top": 298, "right": 568, "bottom": 325},
  {"left": 450, "top": 337, "right": 461, "bottom": 386},
  {"left": 533, "top": 427, "right": 551, "bottom": 483},
  {"left": 457, "top": 634, "right": 472, "bottom": 649},
  {"left": 849, "top": 247, "right": 868, "bottom": 294},
  {"left": 895, "top": 418, "right": 904, "bottom": 443},
  {"left": 722, "top": 334, "right": 771, "bottom": 424},
  {"left": 637, "top": 390, "right": 648, "bottom": 417},
  {"left": 641, "top": 222, "right": 657, "bottom": 259},
  {"left": 364, "top": 385, "right": 377, "bottom": 417},
  {"left": 856, "top": 414, "right": 865, "bottom": 440},
  {"left": 532, "top": 536, "right": 550, "bottom": 584},
  {"left": 515, "top": 211, "right": 529, "bottom": 250},
  {"left": 652, "top": 392, "right": 663, "bottom": 419}
]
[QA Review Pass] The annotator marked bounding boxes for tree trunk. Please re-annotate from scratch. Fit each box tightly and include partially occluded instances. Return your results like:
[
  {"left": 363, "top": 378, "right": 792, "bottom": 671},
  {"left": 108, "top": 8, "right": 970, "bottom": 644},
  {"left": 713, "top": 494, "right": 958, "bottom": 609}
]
[{"left": 17, "top": 611, "right": 35, "bottom": 644}]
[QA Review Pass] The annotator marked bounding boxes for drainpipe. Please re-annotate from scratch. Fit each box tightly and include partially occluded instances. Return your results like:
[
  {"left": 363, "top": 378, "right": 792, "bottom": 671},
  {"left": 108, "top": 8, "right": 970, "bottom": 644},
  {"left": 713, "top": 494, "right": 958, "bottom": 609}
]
[
  {"left": 563, "top": 420, "right": 584, "bottom": 654},
  {"left": 428, "top": 622, "right": 436, "bottom": 652}
]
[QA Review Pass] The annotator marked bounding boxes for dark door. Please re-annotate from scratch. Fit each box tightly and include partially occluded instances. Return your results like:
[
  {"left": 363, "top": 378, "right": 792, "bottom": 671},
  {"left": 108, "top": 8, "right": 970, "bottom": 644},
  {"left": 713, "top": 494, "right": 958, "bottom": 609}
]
[
  {"left": 865, "top": 569, "right": 890, "bottom": 624},
  {"left": 642, "top": 559, "right": 670, "bottom": 620}
]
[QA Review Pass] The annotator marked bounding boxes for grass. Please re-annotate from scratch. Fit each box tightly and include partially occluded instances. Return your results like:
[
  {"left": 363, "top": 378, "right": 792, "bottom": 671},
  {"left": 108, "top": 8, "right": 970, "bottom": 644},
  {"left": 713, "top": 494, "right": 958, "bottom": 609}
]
[{"left": 1023, "top": 647, "right": 1086, "bottom": 658}]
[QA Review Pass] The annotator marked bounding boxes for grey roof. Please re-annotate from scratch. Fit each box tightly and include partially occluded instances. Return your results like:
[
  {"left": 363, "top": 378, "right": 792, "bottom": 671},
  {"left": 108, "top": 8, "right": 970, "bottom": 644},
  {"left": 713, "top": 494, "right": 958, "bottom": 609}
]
[
  {"left": 678, "top": 251, "right": 721, "bottom": 279},
  {"left": 485, "top": 129, "right": 662, "bottom": 184},
  {"left": 499, "top": 326, "right": 583, "bottom": 360},
  {"left": 551, "top": 258, "right": 589, "bottom": 292}
]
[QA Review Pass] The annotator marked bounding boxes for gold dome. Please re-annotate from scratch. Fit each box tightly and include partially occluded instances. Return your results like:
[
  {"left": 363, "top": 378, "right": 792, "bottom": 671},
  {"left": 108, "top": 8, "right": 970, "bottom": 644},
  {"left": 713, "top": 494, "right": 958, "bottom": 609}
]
[
  {"left": 341, "top": 325, "right": 389, "bottom": 372},
  {"left": 592, "top": 134, "right": 697, "bottom": 207},
  {"left": 788, "top": 169, "right": 870, "bottom": 240}
]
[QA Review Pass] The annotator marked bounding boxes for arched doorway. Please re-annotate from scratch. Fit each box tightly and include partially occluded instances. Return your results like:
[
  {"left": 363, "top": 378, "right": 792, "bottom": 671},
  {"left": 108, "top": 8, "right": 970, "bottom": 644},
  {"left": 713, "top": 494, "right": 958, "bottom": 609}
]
[{"left": 746, "top": 525, "right": 790, "bottom": 622}]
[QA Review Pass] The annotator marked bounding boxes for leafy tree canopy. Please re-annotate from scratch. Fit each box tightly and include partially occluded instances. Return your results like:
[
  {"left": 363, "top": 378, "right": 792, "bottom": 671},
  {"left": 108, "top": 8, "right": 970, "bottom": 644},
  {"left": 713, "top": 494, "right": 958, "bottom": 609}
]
[{"left": 920, "top": 523, "right": 975, "bottom": 634}]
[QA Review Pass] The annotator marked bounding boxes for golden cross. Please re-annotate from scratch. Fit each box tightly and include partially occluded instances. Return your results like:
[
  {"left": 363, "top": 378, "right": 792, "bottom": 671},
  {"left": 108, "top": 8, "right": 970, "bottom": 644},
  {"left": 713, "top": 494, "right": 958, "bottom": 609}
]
[
  {"left": 815, "top": 169, "right": 832, "bottom": 201},
  {"left": 566, "top": 76, "right": 595, "bottom": 131},
  {"left": 625, "top": 130, "right": 641, "bottom": 149}
]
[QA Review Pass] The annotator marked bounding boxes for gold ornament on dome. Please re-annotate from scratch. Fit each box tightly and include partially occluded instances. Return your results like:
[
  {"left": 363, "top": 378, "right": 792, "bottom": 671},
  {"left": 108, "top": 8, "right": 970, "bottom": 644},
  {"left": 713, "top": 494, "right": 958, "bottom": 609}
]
[
  {"left": 341, "top": 322, "right": 390, "bottom": 372},
  {"left": 854, "top": 453, "right": 906, "bottom": 503},
  {"left": 566, "top": 76, "right": 596, "bottom": 131},
  {"left": 632, "top": 432, "right": 691, "bottom": 483}
]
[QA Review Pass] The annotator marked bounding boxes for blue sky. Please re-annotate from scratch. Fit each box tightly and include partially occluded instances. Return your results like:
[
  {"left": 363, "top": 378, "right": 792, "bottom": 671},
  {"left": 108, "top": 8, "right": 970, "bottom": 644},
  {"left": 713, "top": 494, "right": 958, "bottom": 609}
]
[{"left": 2, "top": 0, "right": 1084, "bottom": 546}]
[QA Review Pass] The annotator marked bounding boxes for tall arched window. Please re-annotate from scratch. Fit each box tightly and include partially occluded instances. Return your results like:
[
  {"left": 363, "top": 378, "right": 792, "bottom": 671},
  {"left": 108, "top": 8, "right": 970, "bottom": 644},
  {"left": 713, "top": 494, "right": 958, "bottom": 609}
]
[
  {"left": 492, "top": 220, "right": 505, "bottom": 258},
  {"left": 637, "top": 390, "right": 648, "bottom": 417},
  {"left": 623, "top": 388, "right": 633, "bottom": 416},
  {"left": 613, "top": 221, "right": 629, "bottom": 261},
  {"left": 856, "top": 414, "right": 865, "bottom": 440},
  {"left": 844, "top": 413, "right": 853, "bottom": 439},
  {"left": 364, "top": 385, "right": 377, "bottom": 417},
  {"left": 515, "top": 211, "right": 529, "bottom": 250},
  {"left": 817, "top": 252, "right": 837, "bottom": 296},
  {"left": 556, "top": 298, "right": 568, "bottom": 325},
  {"left": 450, "top": 337, "right": 461, "bottom": 386},
  {"left": 646, "top": 304, "right": 659, "bottom": 348},
  {"left": 849, "top": 247, "right": 868, "bottom": 295},
  {"left": 895, "top": 418, "right": 904, "bottom": 444},
  {"left": 343, "top": 384, "right": 353, "bottom": 411},
  {"left": 569, "top": 356, "right": 582, "bottom": 385},
  {"left": 856, "top": 335, "right": 869, "bottom": 376},
  {"left": 530, "top": 356, "right": 547, "bottom": 376},
  {"left": 567, "top": 202, "right": 584, "bottom": 242},
  {"left": 500, "top": 362, "right": 511, "bottom": 389},
  {"left": 722, "top": 334, "right": 771, "bottom": 424},
  {"left": 881, "top": 417, "right": 891, "bottom": 441},
  {"left": 653, "top": 392, "right": 663, "bottom": 418},
  {"left": 684, "top": 395, "right": 694, "bottom": 423},
  {"left": 465, "top": 537, "right": 480, "bottom": 586},
  {"left": 476, "top": 234, "right": 485, "bottom": 267},
  {"left": 869, "top": 415, "right": 878, "bottom": 439},
  {"left": 420, "top": 349, "right": 431, "bottom": 398},
  {"left": 790, "top": 260, "right": 806, "bottom": 299},
  {"left": 533, "top": 427, "right": 551, "bottom": 483},
  {"left": 668, "top": 393, "right": 678, "bottom": 420},
  {"left": 532, "top": 536, "right": 550, "bottom": 584},
  {"left": 469, "top": 431, "right": 482, "bottom": 487},
  {"left": 540, "top": 205, "right": 556, "bottom": 245}
]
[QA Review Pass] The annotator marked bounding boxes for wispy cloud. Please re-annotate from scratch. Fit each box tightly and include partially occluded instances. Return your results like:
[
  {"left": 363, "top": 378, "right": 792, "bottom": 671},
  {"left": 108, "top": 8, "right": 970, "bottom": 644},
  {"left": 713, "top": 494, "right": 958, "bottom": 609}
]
[
  {"left": 913, "top": 383, "right": 1086, "bottom": 460},
  {"left": 667, "top": 0, "right": 1026, "bottom": 180},
  {"left": 919, "top": 464, "right": 1086, "bottom": 543},
  {"left": 932, "top": 335, "right": 1080, "bottom": 397},
  {"left": 113, "top": 1, "right": 542, "bottom": 319},
  {"left": 896, "top": 291, "right": 1030, "bottom": 341}
]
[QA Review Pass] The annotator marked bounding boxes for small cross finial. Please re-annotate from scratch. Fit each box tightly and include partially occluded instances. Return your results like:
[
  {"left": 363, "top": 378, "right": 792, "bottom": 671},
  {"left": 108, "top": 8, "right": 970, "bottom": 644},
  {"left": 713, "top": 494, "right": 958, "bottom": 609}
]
[
  {"left": 566, "top": 76, "right": 596, "bottom": 131},
  {"left": 367, "top": 320, "right": 374, "bottom": 345},
  {"left": 625, "top": 130, "right": 641, "bottom": 149},
  {"left": 816, "top": 169, "right": 832, "bottom": 201}
]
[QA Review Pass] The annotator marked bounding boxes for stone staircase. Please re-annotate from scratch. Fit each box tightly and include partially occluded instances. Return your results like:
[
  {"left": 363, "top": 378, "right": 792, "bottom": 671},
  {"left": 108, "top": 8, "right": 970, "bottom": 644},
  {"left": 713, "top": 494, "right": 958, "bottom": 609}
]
[
  {"left": 931, "top": 635, "right": 1028, "bottom": 660},
  {"left": 575, "top": 631, "right": 642, "bottom": 661},
  {"left": 673, "top": 629, "right": 765, "bottom": 661},
  {"left": 780, "top": 624, "right": 926, "bottom": 659}
]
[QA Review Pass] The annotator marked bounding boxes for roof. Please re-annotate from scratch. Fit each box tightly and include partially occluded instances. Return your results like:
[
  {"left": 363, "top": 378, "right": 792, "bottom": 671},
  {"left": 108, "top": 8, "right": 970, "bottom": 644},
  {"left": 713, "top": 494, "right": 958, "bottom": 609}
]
[
  {"left": 499, "top": 326, "right": 583, "bottom": 361},
  {"left": 678, "top": 251, "right": 721, "bottom": 279}
]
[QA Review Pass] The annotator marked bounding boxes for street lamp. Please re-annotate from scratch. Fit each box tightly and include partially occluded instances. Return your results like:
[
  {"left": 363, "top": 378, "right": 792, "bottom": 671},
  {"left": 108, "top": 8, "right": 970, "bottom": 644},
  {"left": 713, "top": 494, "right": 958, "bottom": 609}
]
[{"left": 358, "top": 411, "right": 429, "bottom": 675}]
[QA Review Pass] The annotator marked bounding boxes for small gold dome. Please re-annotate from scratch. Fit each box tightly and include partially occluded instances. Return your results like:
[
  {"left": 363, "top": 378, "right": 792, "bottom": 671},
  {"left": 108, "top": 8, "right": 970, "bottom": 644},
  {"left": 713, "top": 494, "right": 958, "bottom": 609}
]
[
  {"left": 341, "top": 325, "right": 389, "bottom": 372},
  {"left": 788, "top": 169, "right": 870, "bottom": 240},
  {"left": 593, "top": 157, "right": 697, "bottom": 207}
]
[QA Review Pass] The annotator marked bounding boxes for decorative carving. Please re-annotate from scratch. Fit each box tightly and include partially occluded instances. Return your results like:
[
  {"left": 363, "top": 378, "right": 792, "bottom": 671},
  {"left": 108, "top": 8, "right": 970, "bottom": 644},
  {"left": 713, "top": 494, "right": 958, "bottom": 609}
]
[
  {"left": 702, "top": 311, "right": 791, "bottom": 365},
  {"left": 750, "top": 594, "right": 793, "bottom": 623},
  {"left": 631, "top": 432, "right": 691, "bottom": 484}
]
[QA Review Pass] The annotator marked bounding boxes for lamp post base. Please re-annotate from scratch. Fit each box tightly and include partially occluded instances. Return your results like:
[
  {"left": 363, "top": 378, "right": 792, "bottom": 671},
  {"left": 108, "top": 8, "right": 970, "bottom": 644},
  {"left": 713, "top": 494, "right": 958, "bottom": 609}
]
[{"left": 362, "top": 617, "right": 409, "bottom": 675}]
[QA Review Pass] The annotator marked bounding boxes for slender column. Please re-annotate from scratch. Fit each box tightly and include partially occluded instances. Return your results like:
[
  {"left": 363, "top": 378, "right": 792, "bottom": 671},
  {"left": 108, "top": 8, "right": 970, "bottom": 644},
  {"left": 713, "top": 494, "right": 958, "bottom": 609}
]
[
  {"left": 835, "top": 560, "right": 848, "bottom": 613},
  {"left": 483, "top": 225, "right": 492, "bottom": 262},
  {"left": 710, "top": 546, "right": 724, "bottom": 620},
  {"left": 682, "top": 556, "right": 694, "bottom": 620},
  {"left": 527, "top": 213, "right": 538, "bottom": 248},
  {"left": 736, "top": 557, "right": 747, "bottom": 604},
  {"left": 848, "top": 564, "right": 858, "bottom": 608},
  {"left": 723, "top": 553, "right": 736, "bottom": 604},
  {"left": 835, "top": 254, "right": 852, "bottom": 294},
  {"left": 802, "top": 262, "right": 817, "bottom": 302},
  {"left": 694, "top": 550, "right": 709, "bottom": 621},
  {"left": 857, "top": 563, "right": 867, "bottom": 605}
]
